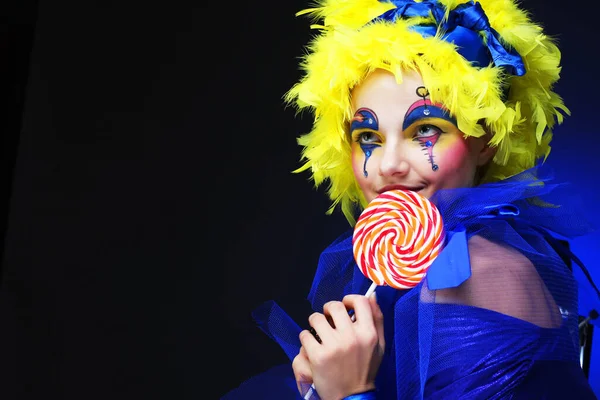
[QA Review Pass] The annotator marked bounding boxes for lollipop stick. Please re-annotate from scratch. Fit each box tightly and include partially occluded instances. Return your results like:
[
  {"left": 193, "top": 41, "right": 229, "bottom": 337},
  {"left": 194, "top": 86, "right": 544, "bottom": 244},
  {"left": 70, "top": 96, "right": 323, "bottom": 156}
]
[
  {"left": 303, "top": 281, "right": 378, "bottom": 399},
  {"left": 365, "top": 281, "right": 378, "bottom": 297},
  {"left": 350, "top": 281, "right": 377, "bottom": 322}
]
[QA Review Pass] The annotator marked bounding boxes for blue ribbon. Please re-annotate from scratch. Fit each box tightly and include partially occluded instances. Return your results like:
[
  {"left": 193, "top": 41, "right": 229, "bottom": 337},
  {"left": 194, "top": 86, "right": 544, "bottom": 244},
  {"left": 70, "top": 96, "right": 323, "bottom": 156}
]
[
  {"left": 373, "top": 0, "right": 526, "bottom": 76},
  {"left": 427, "top": 203, "right": 522, "bottom": 289}
]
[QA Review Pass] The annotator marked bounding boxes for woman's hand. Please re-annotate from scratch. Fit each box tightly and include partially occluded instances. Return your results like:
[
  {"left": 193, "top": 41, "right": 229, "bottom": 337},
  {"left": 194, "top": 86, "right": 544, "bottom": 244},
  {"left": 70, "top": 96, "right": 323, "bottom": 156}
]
[{"left": 292, "top": 294, "right": 385, "bottom": 400}]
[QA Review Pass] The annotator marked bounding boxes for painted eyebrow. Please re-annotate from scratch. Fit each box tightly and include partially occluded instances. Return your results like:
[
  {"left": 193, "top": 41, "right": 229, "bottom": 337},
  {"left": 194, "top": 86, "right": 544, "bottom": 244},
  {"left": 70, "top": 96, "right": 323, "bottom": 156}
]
[
  {"left": 403, "top": 103, "right": 457, "bottom": 130},
  {"left": 350, "top": 107, "right": 379, "bottom": 132}
]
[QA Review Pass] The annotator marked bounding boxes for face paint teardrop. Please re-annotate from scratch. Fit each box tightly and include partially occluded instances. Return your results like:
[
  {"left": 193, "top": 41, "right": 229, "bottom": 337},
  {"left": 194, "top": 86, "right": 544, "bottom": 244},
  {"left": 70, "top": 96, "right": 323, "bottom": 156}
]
[
  {"left": 361, "top": 146, "right": 377, "bottom": 177},
  {"left": 416, "top": 136, "right": 440, "bottom": 171}
]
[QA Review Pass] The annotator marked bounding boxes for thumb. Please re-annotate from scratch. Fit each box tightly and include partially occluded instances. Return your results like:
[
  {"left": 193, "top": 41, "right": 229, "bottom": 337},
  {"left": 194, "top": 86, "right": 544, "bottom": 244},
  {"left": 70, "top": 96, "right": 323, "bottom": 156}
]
[{"left": 292, "top": 347, "right": 313, "bottom": 396}]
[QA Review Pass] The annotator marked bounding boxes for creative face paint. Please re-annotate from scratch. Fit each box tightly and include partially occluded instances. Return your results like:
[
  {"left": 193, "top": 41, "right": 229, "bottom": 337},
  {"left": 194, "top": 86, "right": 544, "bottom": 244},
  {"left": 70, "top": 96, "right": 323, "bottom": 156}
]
[
  {"left": 351, "top": 108, "right": 380, "bottom": 177},
  {"left": 350, "top": 69, "right": 491, "bottom": 203}
]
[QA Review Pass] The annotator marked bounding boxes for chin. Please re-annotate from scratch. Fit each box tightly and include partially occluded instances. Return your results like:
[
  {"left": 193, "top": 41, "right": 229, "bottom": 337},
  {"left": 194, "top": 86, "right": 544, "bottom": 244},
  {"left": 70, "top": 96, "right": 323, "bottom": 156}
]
[{"left": 417, "top": 189, "right": 432, "bottom": 199}]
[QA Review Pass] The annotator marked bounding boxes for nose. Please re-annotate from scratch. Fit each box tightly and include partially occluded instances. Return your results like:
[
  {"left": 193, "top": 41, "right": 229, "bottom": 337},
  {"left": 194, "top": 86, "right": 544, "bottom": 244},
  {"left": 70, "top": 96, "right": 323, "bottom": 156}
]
[{"left": 378, "top": 142, "right": 410, "bottom": 177}]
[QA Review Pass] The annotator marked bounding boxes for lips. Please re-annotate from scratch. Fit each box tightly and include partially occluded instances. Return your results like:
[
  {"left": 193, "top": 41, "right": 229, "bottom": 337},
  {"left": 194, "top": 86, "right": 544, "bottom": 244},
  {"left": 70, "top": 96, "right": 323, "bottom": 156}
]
[{"left": 377, "top": 184, "right": 425, "bottom": 194}]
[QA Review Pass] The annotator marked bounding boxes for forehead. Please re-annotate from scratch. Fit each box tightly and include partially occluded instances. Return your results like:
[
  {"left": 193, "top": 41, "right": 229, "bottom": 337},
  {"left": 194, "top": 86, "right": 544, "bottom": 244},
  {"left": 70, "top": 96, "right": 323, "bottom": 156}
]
[{"left": 351, "top": 68, "right": 425, "bottom": 110}]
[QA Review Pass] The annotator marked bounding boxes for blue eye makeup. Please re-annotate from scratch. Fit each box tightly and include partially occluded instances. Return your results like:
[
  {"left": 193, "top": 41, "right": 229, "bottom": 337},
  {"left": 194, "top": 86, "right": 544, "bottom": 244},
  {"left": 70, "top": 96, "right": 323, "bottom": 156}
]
[
  {"left": 351, "top": 108, "right": 379, "bottom": 131},
  {"left": 351, "top": 108, "right": 380, "bottom": 177},
  {"left": 403, "top": 87, "right": 456, "bottom": 171},
  {"left": 403, "top": 87, "right": 456, "bottom": 131}
]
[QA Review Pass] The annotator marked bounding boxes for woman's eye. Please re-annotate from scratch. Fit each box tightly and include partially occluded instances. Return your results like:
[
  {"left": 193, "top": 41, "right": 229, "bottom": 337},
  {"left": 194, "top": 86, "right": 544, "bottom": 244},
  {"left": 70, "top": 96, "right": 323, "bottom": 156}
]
[
  {"left": 356, "top": 131, "right": 379, "bottom": 143},
  {"left": 416, "top": 125, "right": 441, "bottom": 138}
]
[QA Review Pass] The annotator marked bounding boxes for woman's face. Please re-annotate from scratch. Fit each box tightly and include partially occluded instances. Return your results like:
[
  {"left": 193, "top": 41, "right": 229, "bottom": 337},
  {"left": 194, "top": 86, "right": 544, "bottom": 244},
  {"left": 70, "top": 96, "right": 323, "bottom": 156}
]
[{"left": 350, "top": 68, "right": 494, "bottom": 203}]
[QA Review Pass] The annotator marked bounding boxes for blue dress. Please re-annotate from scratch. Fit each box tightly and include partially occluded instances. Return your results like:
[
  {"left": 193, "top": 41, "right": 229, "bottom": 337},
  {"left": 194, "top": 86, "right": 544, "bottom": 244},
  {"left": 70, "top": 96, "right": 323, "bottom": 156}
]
[{"left": 222, "top": 166, "right": 598, "bottom": 399}]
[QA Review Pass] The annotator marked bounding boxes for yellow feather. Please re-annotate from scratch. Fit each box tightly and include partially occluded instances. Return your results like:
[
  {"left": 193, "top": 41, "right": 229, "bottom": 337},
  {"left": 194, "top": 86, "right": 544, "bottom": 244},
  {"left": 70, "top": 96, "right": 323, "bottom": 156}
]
[{"left": 285, "top": 0, "right": 568, "bottom": 224}]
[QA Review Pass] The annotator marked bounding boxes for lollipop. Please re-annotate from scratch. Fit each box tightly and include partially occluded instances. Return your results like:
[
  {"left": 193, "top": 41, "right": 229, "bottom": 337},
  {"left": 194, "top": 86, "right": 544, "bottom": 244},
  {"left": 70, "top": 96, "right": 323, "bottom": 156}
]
[
  {"left": 311, "top": 189, "right": 444, "bottom": 328},
  {"left": 303, "top": 190, "right": 445, "bottom": 400},
  {"left": 353, "top": 189, "right": 445, "bottom": 289}
]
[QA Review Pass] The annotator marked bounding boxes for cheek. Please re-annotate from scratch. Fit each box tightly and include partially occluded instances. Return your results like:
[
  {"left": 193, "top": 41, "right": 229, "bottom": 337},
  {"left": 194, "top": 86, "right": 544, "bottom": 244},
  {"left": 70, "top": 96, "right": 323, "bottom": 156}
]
[
  {"left": 429, "top": 139, "right": 475, "bottom": 183},
  {"left": 438, "top": 139, "right": 471, "bottom": 167},
  {"left": 351, "top": 147, "right": 366, "bottom": 181}
]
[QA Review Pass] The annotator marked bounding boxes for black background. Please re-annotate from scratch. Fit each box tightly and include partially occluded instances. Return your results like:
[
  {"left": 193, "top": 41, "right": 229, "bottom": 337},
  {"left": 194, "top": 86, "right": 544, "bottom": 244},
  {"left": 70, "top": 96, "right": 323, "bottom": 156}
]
[{"left": 0, "top": 1, "right": 597, "bottom": 399}]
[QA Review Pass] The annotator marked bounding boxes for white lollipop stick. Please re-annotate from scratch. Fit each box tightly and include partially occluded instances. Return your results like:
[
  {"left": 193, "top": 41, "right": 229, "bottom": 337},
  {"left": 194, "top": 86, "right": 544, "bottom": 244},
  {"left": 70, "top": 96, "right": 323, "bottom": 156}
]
[{"left": 303, "top": 281, "right": 378, "bottom": 399}]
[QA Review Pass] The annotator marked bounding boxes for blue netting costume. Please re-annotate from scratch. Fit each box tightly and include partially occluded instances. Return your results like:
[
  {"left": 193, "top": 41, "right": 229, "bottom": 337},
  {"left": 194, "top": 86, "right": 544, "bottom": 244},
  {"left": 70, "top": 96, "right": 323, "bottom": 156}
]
[{"left": 223, "top": 167, "right": 598, "bottom": 399}]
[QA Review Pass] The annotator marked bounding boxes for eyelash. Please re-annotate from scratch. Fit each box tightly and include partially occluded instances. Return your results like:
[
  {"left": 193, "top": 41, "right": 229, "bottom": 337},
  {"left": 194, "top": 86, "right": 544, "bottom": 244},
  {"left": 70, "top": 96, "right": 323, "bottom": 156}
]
[
  {"left": 353, "top": 131, "right": 380, "bottom": 144},
  {"left": 415, "top": 124, "right": 445, "bottom": 137},
  {"left": 353, "top": 124, "right": 445, "bottom": 144}
]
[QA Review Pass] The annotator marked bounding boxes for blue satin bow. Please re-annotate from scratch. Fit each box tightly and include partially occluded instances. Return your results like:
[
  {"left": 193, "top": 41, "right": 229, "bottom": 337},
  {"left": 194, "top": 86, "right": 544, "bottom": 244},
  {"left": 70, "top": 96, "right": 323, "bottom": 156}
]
[
  {"left": 426, "top": 202, "right": 521, "bottom": 290},
  {"left": 373, "top": 0, "right": 526, "bottom": 76}
]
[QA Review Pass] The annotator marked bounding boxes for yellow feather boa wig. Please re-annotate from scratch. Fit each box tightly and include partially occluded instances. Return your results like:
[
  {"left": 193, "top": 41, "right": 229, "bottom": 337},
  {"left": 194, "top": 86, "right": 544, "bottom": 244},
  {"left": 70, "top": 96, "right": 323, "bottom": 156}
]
[{"left": 284, "top": 0, "right": 569, "bottom": 225}]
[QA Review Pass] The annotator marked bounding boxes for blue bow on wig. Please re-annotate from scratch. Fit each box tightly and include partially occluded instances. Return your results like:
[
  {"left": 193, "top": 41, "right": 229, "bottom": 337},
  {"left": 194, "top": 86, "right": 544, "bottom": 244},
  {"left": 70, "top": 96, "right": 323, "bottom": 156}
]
[{"left": 373, "top": 0, "right": 526, "bottom": 76}]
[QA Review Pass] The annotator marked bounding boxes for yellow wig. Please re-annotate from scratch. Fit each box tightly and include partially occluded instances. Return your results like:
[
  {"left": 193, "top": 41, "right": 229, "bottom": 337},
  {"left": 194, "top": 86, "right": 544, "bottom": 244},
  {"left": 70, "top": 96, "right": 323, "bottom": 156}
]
[{"left": 285, "top": 0, "right": 569, "bottom": 224}]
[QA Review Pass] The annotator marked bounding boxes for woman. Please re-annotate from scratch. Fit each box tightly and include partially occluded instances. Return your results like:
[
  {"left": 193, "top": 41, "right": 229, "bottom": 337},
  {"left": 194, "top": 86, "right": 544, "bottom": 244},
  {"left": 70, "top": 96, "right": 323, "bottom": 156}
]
[{"left": 224, "top": 0, "right": 598, "bottom": 398}]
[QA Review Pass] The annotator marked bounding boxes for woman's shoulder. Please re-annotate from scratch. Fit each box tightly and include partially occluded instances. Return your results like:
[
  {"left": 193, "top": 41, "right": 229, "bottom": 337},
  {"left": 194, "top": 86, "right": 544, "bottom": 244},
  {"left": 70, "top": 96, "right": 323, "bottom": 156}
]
[{"left": 434, "top": 235, "right": 562, "bottom": 328}]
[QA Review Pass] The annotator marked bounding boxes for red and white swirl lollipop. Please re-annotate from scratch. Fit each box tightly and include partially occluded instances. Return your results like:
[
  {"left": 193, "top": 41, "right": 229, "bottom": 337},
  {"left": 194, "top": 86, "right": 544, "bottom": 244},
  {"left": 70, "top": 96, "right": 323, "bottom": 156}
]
[{"left": 353, "top": 189, "right": 445, "bottom": 290}]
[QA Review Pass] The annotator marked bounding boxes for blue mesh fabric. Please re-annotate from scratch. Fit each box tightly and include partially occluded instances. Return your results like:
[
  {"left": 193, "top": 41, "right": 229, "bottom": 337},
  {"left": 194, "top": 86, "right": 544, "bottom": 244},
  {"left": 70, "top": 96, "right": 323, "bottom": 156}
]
[{"left": 222, "top": 166, "right": 598, "bottom": 399}]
